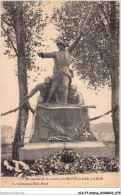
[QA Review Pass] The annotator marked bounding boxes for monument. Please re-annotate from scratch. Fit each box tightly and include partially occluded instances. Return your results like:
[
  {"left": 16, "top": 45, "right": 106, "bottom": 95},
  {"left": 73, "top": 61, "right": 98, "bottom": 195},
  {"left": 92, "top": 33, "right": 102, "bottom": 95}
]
[{"left": 19, "top": 35, "right": 110, "bottom": 160}]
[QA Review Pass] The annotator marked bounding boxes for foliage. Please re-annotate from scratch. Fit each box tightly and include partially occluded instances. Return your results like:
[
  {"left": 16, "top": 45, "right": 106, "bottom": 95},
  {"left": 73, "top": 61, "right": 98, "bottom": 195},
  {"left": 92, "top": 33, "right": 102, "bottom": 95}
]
[
  {"left": 2, "top": 159, "right": 36, "bottom": 177},
  {"left": 2, "top": 149, "right": 119, "bottom": 177},
  {"left": 52, "top": 2, "right": 120, "bottom": 158},
  {"left": 52, "top": 1, "right": 119, "bottom": 89},
  {"left": 1, "top": 2, "right": 48, "bottom": 81},
  {"left": 1, "top": 2, "right": 50, "bottom": 159}
]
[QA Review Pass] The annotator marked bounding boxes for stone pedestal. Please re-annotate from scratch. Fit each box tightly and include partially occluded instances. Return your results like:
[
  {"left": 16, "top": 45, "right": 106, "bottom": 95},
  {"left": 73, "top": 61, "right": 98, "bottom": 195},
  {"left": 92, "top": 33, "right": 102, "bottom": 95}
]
[
  {"left": 19, "top": 142, "right": 111, "bottom": 160},
  {"left": 30, "top": 105, "right": 97, "bottom": 143},
  {"left": 19, "top": 105, "right": 111, "bottom": 160}
]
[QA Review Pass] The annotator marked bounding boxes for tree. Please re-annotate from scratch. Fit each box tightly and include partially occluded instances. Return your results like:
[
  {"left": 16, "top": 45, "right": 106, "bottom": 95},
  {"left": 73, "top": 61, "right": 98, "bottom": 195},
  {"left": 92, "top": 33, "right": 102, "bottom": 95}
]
[
  {"left": 1, "top": 1, "right": 46, "bottom": 159},
  {"left": 52, "top": 1, "right": 119, "bottom": 157}
]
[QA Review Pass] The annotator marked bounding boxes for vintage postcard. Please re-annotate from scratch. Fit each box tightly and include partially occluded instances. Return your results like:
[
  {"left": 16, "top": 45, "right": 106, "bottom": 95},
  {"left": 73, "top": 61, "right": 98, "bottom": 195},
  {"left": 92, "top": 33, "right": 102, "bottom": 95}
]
[{"left": 1, "top": 0, "right": 120, "bottom": 192}]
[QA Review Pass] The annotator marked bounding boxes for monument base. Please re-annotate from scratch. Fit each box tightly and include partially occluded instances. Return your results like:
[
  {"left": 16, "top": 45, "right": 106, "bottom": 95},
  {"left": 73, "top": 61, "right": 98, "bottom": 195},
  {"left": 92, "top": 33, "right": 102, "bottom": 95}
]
[
  {"left": 19, "top": 142, "right": 110, "bottom": 161},
  {"left": 30, "top": 105, "right": 97, "bottom": 142}
]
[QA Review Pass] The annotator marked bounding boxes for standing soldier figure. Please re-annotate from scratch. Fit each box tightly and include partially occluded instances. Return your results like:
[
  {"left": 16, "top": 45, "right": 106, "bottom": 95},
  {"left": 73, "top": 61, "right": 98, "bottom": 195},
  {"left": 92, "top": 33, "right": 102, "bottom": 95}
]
[{"left": 38, "top": 32, "right": 82, "bottom": 105}]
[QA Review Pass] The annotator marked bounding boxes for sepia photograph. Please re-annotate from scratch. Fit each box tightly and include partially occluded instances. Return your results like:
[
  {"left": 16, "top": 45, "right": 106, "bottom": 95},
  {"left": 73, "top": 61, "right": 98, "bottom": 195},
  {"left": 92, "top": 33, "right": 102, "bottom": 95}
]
[{"left": 1, "top": 0, "right": 120, "bottom": 191}]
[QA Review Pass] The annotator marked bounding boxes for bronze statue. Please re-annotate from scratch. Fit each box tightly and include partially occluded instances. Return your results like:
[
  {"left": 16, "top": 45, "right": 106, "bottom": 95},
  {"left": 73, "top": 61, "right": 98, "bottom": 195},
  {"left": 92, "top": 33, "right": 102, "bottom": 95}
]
[
  {"left": 27, "top": 77, "right": 51, "bottom": 104},
  {"left": 68, "top": 84, "right": 85, "bottom": 105},
  {"left": 38, "top": 32, "right": 82, "bottom": 105}
]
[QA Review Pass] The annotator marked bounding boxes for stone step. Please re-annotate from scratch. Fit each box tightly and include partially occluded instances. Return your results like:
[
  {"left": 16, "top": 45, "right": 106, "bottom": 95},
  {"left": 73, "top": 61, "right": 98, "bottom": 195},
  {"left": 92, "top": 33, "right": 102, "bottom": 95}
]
[{"left": 19, "top": 142, "right": 110, "bottom": 160}]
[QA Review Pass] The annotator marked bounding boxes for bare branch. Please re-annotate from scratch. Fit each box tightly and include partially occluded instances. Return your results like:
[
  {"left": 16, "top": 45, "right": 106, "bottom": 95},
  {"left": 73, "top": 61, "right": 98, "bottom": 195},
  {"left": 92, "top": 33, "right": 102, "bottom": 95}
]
[
  {"left": 1, "top": 17, "right": 13, "bottom": 27},
  {"left": 1, "top": 13, "right": 12, "bottom": 17},
  {"left": 98, "top": 8, "right": 111, "bottom": 39},
  {"left": 1, "top": 25, "right": 18, "bottom": 56},
  {"left": 99, "top": 3, "right": 110, "bottom": 25}
]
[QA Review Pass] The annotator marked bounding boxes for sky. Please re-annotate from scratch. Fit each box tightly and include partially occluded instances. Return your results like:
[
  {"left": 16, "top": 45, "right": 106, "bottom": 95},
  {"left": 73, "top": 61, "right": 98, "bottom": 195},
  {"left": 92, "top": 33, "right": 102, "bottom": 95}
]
[{"left": 1, "top": 2, "right": 112, "bottom": 135}]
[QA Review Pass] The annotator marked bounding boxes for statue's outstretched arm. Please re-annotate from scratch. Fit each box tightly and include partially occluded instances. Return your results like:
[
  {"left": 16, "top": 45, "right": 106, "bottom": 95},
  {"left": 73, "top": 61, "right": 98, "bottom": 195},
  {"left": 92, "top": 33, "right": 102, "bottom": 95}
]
[
  {"left": 27, "top": 84, "right": 42, "bottom": 99},
  {"left": 38, "top": 52, "right": 56, "bottom": 58},
  {"left": 68, "top": 32, "right": 82, "bottom": 54}
]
